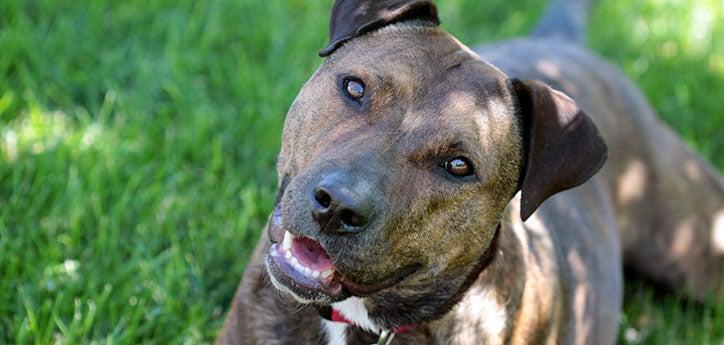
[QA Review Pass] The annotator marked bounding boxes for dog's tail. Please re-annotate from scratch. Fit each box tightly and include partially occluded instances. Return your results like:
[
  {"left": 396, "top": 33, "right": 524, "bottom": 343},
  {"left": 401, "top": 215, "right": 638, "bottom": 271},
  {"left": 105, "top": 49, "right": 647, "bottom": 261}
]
[{"left": 532, "top": 0, "right": 597, "bottom": 44}]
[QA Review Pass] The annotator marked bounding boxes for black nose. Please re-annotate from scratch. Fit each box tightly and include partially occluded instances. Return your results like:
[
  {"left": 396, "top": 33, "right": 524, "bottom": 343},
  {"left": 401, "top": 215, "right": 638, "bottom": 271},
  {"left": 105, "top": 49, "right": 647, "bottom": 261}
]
[{"left": 311, "top": 174, "right": 374, "bottom": 234}]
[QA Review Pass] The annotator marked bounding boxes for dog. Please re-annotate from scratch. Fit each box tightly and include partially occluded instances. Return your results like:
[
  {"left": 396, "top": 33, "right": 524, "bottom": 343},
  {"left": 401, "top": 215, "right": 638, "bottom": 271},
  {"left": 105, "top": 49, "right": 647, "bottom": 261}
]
[{"left": 216, "top": 0, "right": 724, "bottom": 344}]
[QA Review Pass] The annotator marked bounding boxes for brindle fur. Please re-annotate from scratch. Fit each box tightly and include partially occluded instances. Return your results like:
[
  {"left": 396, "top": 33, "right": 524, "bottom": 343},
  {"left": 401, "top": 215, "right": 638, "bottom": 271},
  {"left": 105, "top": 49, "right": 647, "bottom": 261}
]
[{"left": 216, "top": 1, "right": 724, "bottom": 344}]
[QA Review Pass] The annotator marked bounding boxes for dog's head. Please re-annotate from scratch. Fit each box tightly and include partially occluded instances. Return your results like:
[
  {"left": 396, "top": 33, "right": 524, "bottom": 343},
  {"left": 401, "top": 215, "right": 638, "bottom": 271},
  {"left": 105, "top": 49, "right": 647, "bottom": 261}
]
[{"left": 265, "top": 0, "right": 606, "bottom": 329}]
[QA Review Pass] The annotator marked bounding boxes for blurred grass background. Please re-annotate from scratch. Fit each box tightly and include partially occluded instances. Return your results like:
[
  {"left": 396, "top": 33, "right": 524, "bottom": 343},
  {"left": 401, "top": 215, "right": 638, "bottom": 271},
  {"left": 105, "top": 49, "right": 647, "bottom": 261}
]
[{"left": 0, "top": 0, "right": 721, "bottom": 344}]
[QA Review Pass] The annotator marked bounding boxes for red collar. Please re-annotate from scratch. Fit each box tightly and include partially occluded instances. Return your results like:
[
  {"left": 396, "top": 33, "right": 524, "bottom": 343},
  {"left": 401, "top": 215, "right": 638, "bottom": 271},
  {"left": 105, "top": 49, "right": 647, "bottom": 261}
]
[{"left": 330, "top": 308, "right": 415, "bottom": 334}]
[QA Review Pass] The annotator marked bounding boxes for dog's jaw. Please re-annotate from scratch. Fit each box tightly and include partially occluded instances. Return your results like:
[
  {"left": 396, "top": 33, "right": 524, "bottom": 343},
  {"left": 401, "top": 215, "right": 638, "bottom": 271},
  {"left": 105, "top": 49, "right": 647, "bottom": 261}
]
[{"left": 265, "top": 258, "right": 317, "bottom": 304}]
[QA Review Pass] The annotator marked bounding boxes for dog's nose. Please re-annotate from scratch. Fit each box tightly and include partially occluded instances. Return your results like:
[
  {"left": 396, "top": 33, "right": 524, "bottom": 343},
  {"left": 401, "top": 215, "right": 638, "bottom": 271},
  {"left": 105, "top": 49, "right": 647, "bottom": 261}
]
[{"left": 311, "top": 175, "right": 374, "bottom": 234}]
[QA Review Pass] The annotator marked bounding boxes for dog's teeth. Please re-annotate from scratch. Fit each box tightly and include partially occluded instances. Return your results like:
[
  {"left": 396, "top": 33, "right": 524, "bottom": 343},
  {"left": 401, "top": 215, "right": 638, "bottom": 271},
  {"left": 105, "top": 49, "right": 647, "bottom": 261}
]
[
  {"left": 282, "top": 231, "right": 293, "bottom": 251},
  {"left": 311, "top": 271, "right": 320, "bottom": 278},
  {"left": 303, "top": 267, "right": 312, "bottom": 276},
  {"left": 290, "top": 256, "right": 298, "bottom": 264},
  {"left": 321, "top": 270, "right": 334, "bottom": 278},
  {"left": 285, "top": 250, "right": 292, "bottom": 259}
]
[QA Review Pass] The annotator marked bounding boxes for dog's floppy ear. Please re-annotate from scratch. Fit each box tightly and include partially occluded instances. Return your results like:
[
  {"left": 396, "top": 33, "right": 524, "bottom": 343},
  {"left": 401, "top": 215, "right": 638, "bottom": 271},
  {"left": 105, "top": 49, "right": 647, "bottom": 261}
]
[
  {"left": 319, "top": 0, "right": 440, "bottom": 57},
  {"left": 511, "top": 79, "right": 608, "bottom": 221}
]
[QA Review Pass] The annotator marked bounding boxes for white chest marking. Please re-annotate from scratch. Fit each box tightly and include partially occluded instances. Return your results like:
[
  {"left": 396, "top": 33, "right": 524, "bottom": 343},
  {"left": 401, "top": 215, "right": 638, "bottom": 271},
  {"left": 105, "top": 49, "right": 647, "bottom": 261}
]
[
  {"left": 453, "top": 286, "right": 508, "bottom": 344},
  {"left": 322, "top": 319, "right": 347, "bottom": 345},
  {"left": 332, "top": 297, "right": 380, "bottom": 333}
]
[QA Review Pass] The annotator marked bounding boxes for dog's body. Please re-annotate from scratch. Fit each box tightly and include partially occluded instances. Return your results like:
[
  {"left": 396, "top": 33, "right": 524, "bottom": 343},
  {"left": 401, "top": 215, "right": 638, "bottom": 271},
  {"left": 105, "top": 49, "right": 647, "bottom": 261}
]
[{"left": 217, "top": 1, "right": 723, "bottom": 344}]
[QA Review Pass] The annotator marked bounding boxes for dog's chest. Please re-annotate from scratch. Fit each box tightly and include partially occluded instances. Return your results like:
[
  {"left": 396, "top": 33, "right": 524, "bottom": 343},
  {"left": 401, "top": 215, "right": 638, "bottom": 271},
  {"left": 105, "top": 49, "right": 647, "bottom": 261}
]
[{"left": 421, "top": 285, "right": 510, "bottom": 345}]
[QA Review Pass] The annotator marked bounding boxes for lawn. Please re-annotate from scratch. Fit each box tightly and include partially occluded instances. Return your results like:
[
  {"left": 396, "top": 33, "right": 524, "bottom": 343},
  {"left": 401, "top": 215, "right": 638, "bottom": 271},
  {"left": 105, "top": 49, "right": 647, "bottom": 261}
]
[{"left": 0, "top": 0, "right": 721, "bottom": 344}]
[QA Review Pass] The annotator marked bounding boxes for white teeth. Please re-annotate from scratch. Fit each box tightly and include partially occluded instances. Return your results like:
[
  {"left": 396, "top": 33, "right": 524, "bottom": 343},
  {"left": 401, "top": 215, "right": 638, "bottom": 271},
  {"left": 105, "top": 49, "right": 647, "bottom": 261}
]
[
  {"left": 281, "top": 247, "right": 334, "bottom": 280},
  {"left": 321, "top": 269, "right": 334, "bottom": 278},
  {"left": 282, "top": 231, "right": 293, "bottom": 251}
]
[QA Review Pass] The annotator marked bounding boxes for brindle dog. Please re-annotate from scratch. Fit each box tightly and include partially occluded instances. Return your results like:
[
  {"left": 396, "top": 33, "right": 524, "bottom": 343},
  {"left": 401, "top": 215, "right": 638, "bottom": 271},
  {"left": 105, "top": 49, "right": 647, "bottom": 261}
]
[{"left": 216, "top": 1, "right": 724, "bottom": 344}]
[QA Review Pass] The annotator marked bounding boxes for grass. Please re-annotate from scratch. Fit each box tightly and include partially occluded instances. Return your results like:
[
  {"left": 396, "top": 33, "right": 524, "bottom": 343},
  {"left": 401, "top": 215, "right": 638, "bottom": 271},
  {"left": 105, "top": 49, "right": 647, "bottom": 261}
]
[{"left": 0, "top": 0, "right": 721, "bottom": 344}]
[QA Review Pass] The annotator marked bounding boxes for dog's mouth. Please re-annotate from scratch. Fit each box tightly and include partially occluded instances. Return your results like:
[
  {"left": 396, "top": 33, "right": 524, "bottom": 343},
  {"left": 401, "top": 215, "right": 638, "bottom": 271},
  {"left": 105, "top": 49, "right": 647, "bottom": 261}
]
[
  {"left": 264, "top": 201, "right": 421, "bottom": 303},
  {"left": 267, "top": 230, "right": 345, "bottom": 302},
  {"left": 265, "top": 202, "right": 345, "bottom": 301}
]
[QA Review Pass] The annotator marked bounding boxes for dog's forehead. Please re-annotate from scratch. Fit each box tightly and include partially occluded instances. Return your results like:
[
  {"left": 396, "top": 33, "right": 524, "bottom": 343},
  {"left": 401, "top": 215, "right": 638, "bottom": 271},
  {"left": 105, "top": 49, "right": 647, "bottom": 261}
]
[
  {"left": 321, "top": 24, "right": 513, "bottom": 131},
  {"left": 325, "top": 24, "right": 507, "bottom": 84}
]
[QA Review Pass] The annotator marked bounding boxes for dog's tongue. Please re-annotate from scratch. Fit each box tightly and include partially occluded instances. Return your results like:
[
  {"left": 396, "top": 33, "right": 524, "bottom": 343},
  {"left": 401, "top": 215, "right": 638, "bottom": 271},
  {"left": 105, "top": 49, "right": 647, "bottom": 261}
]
[{"left": 291, "top": 237, "right": 335, "bottom": 272}]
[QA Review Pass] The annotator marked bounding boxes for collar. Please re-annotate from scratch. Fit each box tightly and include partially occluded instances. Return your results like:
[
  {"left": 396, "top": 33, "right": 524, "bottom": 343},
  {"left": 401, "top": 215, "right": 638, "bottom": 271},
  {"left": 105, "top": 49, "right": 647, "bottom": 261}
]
[
  {"left": 318, "top": 223, "right": 502, "bottom": 337},
  {"left": 327, "top": 308, "right": 415, "bottom": 334},
  {"left": 318, "top": 307, "right": 411, "bottom": 345}
]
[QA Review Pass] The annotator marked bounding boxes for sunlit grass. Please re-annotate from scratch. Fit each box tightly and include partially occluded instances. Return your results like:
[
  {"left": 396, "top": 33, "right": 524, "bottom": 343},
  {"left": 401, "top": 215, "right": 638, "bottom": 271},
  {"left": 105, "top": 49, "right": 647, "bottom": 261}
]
[
  {"left": 590, "top": 0, "right": 723, "bottom": 167},
  {"left": 0, "top": 0, "right": 721, "bottom": 343}
]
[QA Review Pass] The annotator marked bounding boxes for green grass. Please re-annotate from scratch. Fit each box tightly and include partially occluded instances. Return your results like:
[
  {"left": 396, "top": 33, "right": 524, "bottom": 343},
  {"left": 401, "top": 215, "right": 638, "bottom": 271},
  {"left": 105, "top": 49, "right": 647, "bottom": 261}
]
[{"left": 0, "top": 0, "right": 721, "bottom": 344}]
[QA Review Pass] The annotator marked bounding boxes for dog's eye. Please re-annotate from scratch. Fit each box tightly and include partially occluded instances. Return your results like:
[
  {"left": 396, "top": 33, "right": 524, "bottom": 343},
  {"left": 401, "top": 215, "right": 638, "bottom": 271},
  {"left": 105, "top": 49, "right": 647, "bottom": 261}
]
[
  {"left": 444, "top": 157, "right": 474, "bottom": 177},
  {"left": 343, "top": 77, "right": 365, "bottom": 101}
]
